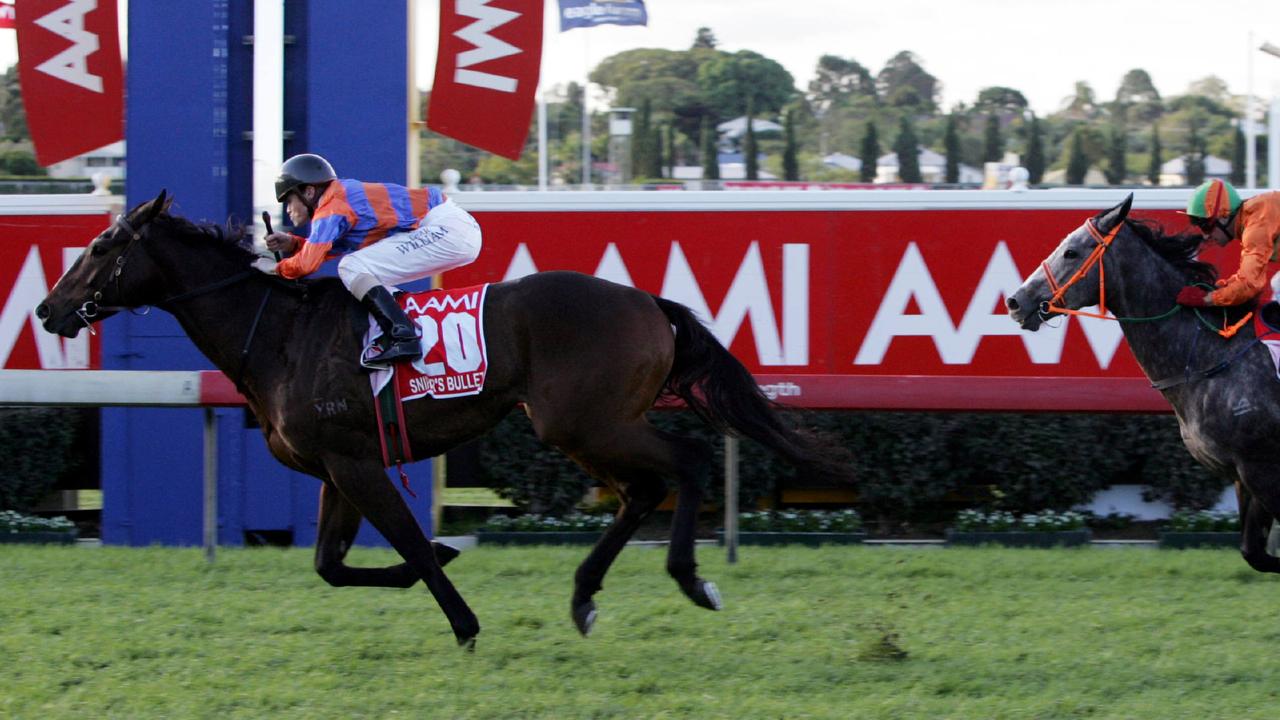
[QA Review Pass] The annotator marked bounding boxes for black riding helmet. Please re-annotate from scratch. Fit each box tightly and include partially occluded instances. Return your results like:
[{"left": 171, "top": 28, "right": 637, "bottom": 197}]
[{"left": 275, "top": 153, "right": 337, "bottom": 202}]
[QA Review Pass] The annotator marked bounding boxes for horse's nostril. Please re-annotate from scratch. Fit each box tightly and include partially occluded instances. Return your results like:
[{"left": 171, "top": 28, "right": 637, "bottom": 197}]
[
  {"left": 35, "top": 303, "right": 50, "bottom": 320},
  {"left": 1006, "top": 297, "right": 1019, "bottom": 311}
]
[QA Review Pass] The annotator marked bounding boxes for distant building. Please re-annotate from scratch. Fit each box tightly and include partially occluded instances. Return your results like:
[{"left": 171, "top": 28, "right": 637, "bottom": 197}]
[
  {"left": 671, "top": 151, "right": 777, "bottom": 181},
  {"left": 822, "top": 153, "right": 862, "bottom": 173},
  {"left": 716, "top": 116, "right": 784, "bottom": 143},
  {"left": 46, "top": 141, "right": 126, "bottom": 181},
  {"left": 1158, "top": 154, "right": 1231, "bottom": 187}
]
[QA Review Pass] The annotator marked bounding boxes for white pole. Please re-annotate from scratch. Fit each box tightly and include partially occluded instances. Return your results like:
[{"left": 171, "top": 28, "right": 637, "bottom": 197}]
[
  {"left": 203, "top": 408, "right": 218, "bottom": 564},
  {"left": 538, "top": 89, "right": 548, "bottom": 190},
  {"left": 1247, "top": 31, "right": 1257, "bottom": 189},
  {"left": 581, "top": 34, "right": 591, "bottom": 188},
  {"left": 1270, "top": 95, "right": 1280, "bottom": 190},
  {"left": 407, "top": 0, "right": 421, "bottom": 188},
  {"left": 724, "top": 435, "right": 739, "bottom": 564},
  {"left": 252, "top": 0, "right": 285, "bottom": 242}
]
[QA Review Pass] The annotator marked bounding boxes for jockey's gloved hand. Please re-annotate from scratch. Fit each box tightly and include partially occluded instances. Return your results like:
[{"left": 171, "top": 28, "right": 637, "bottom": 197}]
[
  {"left": 1175, "top": 285, "right": 1212, "bottom": 307},
  {"left": 251, "top": 257, "right": 279, "bottom": 275}
]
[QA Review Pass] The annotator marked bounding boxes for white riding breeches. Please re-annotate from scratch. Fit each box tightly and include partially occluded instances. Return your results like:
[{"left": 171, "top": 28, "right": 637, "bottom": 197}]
[{"left": 337, "top": 198, "right": 482, "bottom": 298}]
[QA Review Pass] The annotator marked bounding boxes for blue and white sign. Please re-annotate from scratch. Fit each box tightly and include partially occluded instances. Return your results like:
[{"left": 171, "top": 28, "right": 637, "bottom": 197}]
[{"left": 559, "top": 0, "right": 647, "bottom": 31}]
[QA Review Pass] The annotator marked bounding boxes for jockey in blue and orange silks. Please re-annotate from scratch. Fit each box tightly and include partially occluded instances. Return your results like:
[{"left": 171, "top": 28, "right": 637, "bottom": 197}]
[{"left": 253, "top": 153, "right": 482, "bottom": 368}]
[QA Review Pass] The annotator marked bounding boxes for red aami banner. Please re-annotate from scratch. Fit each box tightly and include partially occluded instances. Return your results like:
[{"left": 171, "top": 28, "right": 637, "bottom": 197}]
[
  {"left": 442, "top": 205, "right": 1240, "bottom": 410},
  {"left": 428, "top": 0, "right": 542, "bottom": 160},
  {"left": 0, "top": 4, "right": 15, "bottom": 30},
  {"left": 0, "top": 212, "right": 107, "bottom": 369},
  {"left": 16, "top": 0, "right": 123, "bottom": 166}
]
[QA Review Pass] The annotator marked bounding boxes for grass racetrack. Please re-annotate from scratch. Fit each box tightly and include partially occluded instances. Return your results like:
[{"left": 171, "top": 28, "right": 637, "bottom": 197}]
[{"left": 3, "top": 544, "right": 1278, "bottom": 719}]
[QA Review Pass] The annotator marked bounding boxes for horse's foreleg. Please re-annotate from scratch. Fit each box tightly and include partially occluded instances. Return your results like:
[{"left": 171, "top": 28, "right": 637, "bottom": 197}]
[
  {"left": 1236, "top": 479, "right": 1280, "bottom": 573},
  {"left": 323, "top": 457, "right": 479, "bottom": 647},
  {"left": 314, "top": 482, "right": 459, "bottom": 588}
]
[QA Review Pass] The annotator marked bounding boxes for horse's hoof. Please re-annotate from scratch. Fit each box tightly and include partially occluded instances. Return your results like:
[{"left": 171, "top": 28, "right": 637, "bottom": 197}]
[
  {"left": 572, "top": 601, "right": 597, "bottom": 637},
  {"left": 458, "top": 636, "right": 477, "bottom": 652},
  {"left": 432, "top": 541, "right": 461, "bottom": 567},
  {"left": 693, "top": 580, "right": 723, "bottom": 611}
]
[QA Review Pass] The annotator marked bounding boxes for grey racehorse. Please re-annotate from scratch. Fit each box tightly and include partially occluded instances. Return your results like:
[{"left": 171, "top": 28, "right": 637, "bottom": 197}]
[{"left": 1007, "top": 194, "right": 1280, "bottom": 572}]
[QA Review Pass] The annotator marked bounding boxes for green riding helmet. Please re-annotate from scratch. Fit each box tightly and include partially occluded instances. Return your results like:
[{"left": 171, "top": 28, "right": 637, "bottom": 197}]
[
  {"left": 1185, "top": 179, "right": 1242, "bottom": 220},
  {"left": 274, "top": 153, "right": 337, "bottom": 202}
]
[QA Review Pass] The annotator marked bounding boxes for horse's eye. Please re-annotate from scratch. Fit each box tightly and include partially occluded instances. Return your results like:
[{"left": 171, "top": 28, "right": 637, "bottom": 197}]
[{"left": 1063, "top": 249, "right": 1079, "bottom": 260}]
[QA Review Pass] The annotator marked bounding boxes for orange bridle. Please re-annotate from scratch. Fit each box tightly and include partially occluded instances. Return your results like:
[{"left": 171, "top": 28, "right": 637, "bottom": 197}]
[{"left": 1039, "top": 218, "right": 1121, "bottom": 321}]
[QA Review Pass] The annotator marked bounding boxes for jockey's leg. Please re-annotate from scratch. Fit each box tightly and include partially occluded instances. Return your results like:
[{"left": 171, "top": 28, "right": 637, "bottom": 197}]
[{"left": 338, "top": 199, "right": 481, "bottom": 369}]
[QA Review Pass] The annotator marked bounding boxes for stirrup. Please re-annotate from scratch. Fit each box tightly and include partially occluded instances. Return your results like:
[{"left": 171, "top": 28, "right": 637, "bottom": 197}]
[{"left": 364, "top": 338, "right": 422, "bottom": 368}]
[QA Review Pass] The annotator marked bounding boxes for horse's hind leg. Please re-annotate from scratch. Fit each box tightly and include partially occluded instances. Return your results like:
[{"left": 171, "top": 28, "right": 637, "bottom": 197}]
[
  {"left": 564, "top": 424, "right": 718, "bottom": 635},
  {"left": 314, "top": 481, "right": 459, "bottom": 589},
  {"left": 323, "top": 456, "right": 480, "bottom": 647}
]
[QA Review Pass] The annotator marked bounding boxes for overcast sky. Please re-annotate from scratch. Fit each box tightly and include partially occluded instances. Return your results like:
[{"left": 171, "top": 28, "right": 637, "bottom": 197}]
[
  {"left": 1, "top": 0, "right": 1277, "bottom": 118},
  {"left": 418, "top": 0, "right": 1280, "bottom": 116}
]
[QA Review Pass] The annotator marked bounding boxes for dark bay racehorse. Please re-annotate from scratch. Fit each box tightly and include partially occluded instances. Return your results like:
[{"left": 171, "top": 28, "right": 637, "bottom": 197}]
[
  {"left": 36, "top": 191, "right": 848, "bottom": 647},
  {"left": 1007, "top": 194, "right": 1280, "bottom": 572}
]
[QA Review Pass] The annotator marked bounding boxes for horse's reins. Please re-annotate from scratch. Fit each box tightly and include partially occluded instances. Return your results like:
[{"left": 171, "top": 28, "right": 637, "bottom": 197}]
[
  {"left": 73, "top": 212, "right": 283, "bottom": 387},
  {"left": 1039, "top": 218, "right": 1253, "bottom": 339}
]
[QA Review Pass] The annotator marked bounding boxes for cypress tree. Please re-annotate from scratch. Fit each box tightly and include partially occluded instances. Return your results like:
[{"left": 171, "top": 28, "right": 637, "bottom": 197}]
[
  {"left": 631, "top": 99, "right": 652, "bottom": 182},
  {"left": 1066, "top": 128, "right": 1089, "bottom": 185},
  {"left": 647, "top": 125, "right": 663, "bottom": 179},
  {"left": 1186, "top": 123, "right": 1206, "bottom": 186},
  {"left": 1231, "top": 124, "right": 1246, "bottom": 185},
  {"left": 1105, "top": 124, "right": 1127, "bottom": 185},
  {"left": 1147, "top": 123, "right": 1162, "bottom": 186},
  {"left": 894, "top": 116, "right": 922, "bottom": 183},
  {"left": 665, "top": 123, "right": 676, "bottom": 177},
  {"left": 859, "top": 121, "right": 879, "bottom": 182},
  {"left": 700, "top": 115, "right": 719, "bottom": 180},
  {"left": 1026, "top": 114, "right": 1045, "bottom": 185},
  {"left": 943, "top": 113, "right": 960, "bottom": 184},
  {"left": 983, "top": 114, "right": 1002, "bottom": 163},
  {"left": 744, "top": 100, "right": 759, "bottom": 181},
  {"left": 783, "top": 109, "right": 799, "bottom": 181}
]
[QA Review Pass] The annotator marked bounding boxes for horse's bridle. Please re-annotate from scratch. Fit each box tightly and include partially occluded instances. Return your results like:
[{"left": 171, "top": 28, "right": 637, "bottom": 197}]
[
  {"left": 73, "top": 213, "right": 148, "bottom": 333},
  {"left": 1038, "top": 218, "right": 1122, "bottom": 322},
  {"left": 72, "top": 213, "right": 259, "bottom": 335}
]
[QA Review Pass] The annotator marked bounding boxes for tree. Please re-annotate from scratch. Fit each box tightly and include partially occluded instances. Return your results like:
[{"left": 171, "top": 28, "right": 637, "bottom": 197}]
[
  {"left": 700, "top": 115, "right": 719, "bottom": 180},
  {"left": 975, "top": 86, "right": 1028, "bottom": 114},
  {"left": 1186, "top": 121, "right": 1206, "bottom": 186},
  {"left": 859, "top": 121, "right": 880, "bottom": 182},
  {"left": 1147, "top": 122, "right": 1163, "bottom": 186},
  {"left": 943, "top": 113, "right": 960, "bottom": 184},
  {"left": 744, "top": 98, "right": 759, "bottom": 180},
  {"left": 1026, "top": 113, "right": 1045, "bottom": 185},
  {"left": 647, "top": 125, "right": 663, "bottom": 179},
  {"left": 783, "top": 109, "right": 799, "bottom": 181},
  {"left": 1060, "top": 81, "right": 1099, "bottom": 120},
  {"left": 983, "top": 114, "right": 1002, "bottom": 162},
  {"left": 876, "top": 50, "right": 938, "bottom": 111},
  {"left": 1066, "top": 128, "right": 1090, "bottom": 185},
  {"left": 1116, "top": 69, "right": 1160, "bottom": 105},
  {"left": 1231, "top": 124, "right": 1246, "bottom": 185},
  {"left": 692, "top": 27, "right": 717, "bottom": 49},
  {"left": 665, "top": 123, "right": 676, "bottom": 177},
  {"left": 807, "top": 54, "right": 876, "bottom": 115},
  {"left": 894, "top": 116, "right": 922, "bottom": 183},
  {"left": 697, "top": 50, "right": 796, "bottom": 120},
  {"left": 1105, "top": 124, "right": 1127, "bottom": 185},
  {"left": 0, "top": 65, "right": 29, "bottom": 141},
  {"left": 631, "top": 98, "right": 654, "bottom": 181}
]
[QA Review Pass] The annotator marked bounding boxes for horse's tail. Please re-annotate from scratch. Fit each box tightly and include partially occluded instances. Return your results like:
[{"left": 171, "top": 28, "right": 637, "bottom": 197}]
[{"left": 652, "top": 295, "right": 849, "bottom": 478}]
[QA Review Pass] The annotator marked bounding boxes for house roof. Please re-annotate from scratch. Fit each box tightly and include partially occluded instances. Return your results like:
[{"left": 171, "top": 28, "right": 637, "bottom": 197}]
[
  {"left": 1160, "top": 154, "right": 1232, "bottom": 176},
  {"left": 716, "top": 116, "right": 784, "bottom": 139}
]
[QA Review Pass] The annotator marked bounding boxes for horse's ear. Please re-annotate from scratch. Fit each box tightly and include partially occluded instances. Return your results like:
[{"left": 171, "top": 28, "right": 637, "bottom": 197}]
[{"left": 1096, "top": 193, "right": 1134, "bottom": 234}]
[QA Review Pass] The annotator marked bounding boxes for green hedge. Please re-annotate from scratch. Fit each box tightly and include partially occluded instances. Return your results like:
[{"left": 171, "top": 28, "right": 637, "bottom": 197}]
[
  {"left": 0, "top": 408, "right": 84, "bottom": 512},
  {"left": 477, "top": 409, "right": 1223, "bottom": 526}
]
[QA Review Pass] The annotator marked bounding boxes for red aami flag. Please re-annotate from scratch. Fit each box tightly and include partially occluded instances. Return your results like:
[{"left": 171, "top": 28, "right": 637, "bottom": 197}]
[
  {"left": 428, "top": 0, "right": 542, "bottom": 160},
  {"left": 16, "top": 0, "right": 123, "bottom": 166},
  {"left": 0, "top": 3, "right": 15, "bottom": 30}
]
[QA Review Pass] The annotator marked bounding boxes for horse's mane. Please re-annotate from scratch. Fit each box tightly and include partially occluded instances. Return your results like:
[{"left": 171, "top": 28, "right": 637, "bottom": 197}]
[
  {"left": 154, "top": 211, "right": 258, "bottom": 265},
  {"left": 1125, "top": 217, "right": 1217, "bottom": 286}
]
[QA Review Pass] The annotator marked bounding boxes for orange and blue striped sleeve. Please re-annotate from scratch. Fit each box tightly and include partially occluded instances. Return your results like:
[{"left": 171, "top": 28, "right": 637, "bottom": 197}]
[{"left": 277, "top": 182, "right": 357, "bottom": 279}]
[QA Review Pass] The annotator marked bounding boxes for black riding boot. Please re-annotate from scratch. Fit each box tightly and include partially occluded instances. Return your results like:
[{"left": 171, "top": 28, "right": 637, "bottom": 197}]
[{"left": 361, "top": 286, "right": 422, "bottom": 367}]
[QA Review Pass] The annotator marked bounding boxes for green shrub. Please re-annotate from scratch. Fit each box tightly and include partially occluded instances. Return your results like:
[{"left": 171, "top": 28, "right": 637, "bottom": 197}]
[
  {"left": 738, "top": 509, "right": 862, "bottom": 532},
  {"left": 0, "top": 408, "right": 81, "bottom": 511},
  {"left": 0, "top": 510, "right": 75, "bottom": 534},
  {"left": 1165, "top": 509, "right": 1239, "bottom": 532}
]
